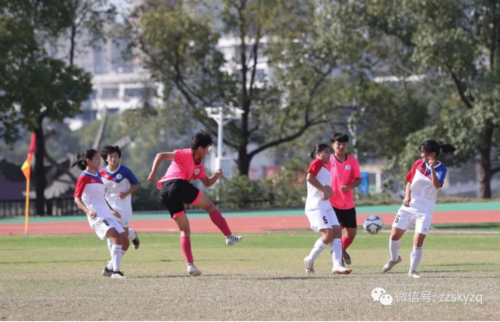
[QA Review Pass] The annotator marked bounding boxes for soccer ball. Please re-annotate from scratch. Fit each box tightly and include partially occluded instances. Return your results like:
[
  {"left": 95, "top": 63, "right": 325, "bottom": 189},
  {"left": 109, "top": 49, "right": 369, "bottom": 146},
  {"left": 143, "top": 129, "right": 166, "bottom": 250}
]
[{"left": 363, "top": 215, "right": 384, "bottom": 234}]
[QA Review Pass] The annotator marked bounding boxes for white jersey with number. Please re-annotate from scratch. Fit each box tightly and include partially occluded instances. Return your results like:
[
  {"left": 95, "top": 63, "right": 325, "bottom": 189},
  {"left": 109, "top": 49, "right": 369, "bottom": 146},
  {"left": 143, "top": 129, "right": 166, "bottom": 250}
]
[{"left": 305, "top": 159, "right": 332, "bottom": 211}]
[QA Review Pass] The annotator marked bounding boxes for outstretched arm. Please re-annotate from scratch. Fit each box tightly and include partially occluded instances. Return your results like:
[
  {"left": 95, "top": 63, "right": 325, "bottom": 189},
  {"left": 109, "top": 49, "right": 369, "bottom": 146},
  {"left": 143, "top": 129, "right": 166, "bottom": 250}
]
[
  {"left": 148, "top": 152, "right": 176, "bottom": 183},
  {"left": 200, "top": 169, "right": 223, "bottom": 187}
]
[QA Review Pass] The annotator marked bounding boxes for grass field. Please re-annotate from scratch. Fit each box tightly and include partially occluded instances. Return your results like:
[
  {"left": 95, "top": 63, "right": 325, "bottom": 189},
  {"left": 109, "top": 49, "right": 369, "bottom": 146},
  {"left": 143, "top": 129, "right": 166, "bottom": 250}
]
[{"left": 0, "top": 232, "right": 499, "bottom": 320}]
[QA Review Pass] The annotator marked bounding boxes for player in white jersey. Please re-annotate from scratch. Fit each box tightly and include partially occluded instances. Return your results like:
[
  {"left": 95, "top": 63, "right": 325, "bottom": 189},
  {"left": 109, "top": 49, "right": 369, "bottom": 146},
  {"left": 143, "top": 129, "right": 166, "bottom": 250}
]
[
  {"left": 73, "top": 149, "right": 129, "bottom": 279},
  {"left": 382, "top": 140, "right": 456, "bottom": 278},
  {"left": 303, "top": 144, "right": 352, "bottom": 275},
  {"left": 100, "top": 146, "right": 140, "bottom": 252}
]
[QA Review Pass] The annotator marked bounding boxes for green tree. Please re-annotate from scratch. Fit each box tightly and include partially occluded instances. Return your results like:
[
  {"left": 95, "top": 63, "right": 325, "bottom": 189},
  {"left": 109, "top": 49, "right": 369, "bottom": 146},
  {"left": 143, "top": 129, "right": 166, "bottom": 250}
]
[
  {"left": 0, "top": 0, "right": 92, "bottom": 214},
  {"left": 362, "top": 0, "right": 500, "bottom": 198},
  {"left": 127, "top": 0, "right": 349, "bottom": 176}
]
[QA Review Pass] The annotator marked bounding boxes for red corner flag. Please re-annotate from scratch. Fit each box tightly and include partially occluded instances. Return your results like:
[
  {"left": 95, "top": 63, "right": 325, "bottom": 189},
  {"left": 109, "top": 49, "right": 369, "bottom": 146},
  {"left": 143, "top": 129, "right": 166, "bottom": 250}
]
[{"left": 21, "top": 133, "right": 36, "bottom": 180}]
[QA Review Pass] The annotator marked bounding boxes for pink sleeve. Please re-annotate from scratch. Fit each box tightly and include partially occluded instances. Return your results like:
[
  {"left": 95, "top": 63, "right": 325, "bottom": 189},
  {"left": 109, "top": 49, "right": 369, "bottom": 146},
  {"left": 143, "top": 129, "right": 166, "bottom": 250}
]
[{"left": 352, "top": 159, "right": 361, "bottom": 179}]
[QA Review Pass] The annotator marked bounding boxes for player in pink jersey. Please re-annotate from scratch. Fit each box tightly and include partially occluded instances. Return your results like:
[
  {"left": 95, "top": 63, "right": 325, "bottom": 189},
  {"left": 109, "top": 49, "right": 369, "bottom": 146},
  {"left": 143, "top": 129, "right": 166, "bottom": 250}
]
[
  {"left": 303, "top": 144, "right": 352, "bottom": 275},
  {"left": 327, "top": 133, "right": 361, "bottom": 266},
  {"left": 73, "top": 149, "right": 129, "bottom": 279},
  {"left": 147, "top": 131, "right": 243, "bottom": 276},
  {"left": 383, "top": 140, "right": 455, "bottom": 278}
]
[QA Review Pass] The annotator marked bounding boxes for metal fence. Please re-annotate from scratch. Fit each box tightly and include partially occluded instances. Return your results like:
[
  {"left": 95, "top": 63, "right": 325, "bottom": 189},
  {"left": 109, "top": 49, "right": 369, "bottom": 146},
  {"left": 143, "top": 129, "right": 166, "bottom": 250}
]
[{"left": 0, "top": 197, "right": 79, "bottom": 218}]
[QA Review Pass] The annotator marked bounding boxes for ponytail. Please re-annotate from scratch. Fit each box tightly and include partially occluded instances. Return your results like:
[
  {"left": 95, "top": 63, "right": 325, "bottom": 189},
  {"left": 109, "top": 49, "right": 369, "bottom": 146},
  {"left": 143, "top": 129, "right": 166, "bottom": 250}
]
[
  {"left": 71, "top": 149, "right": 98, "bottom": 170},
  {"left": 420, "top": 140, "right": 456, "bottom": 157},
  {"left": 440, "top": 144, "right": 456, "bottom": 154},
  {"left": 310, "top": 143, "right": 330, "bottom": 159}
]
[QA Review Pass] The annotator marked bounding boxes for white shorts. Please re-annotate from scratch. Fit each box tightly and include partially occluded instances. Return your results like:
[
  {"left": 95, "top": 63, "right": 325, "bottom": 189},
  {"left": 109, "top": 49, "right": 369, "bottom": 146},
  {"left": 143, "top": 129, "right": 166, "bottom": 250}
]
[
  {"left": 117, "top": 212, "right": 132, "bottom": 228},
  {"left": 305, "top": 208, "right": 339, "bottom": 232},
  {"left": 392, "top": 208, "right": 433, "bottom": 235},
  {"left": 88, "top": 216, "right": 125, "bottom": 240}
]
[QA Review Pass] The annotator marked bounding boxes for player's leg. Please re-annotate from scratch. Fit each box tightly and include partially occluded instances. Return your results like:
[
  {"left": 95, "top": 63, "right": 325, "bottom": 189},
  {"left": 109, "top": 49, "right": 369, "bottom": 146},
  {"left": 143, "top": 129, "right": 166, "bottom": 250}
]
[
  {"left": 408, "top": 214, "right": 430, "bottom": 278},
  {"left": 329, "top": 209, "right": 351, "bottom": 274},
  {"left": 340, "top": 208, "right": 357, "bottom": 265},
  {"left": 105, "top": 227, "right": 126, "bottom": 279},
  {"left": 304, "top": 227, "right": 333, "bottom": 274},
  {"left": 383, "top": 209, "right": 411, "bottom": 272},
  {"left": 128, "top": 227, "right": 140, "bottom": 249},
  {"left": 173, "top": 212, "right": 201, "bottom": 276},
  {"left": 192, "top": 193, "right": 242, "bottom": 246}
]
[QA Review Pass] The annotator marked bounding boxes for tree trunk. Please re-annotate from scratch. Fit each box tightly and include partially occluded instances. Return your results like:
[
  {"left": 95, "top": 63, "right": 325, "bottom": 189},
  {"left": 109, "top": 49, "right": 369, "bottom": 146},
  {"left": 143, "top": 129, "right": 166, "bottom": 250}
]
[
  {"left": 34, "top": 116, "right": 46, "bottom": 215},
  {"left": 238, "top": 146, "right": 252, "bottom": 176},
  {"left": 478, "top": 120, "right": 494, "bottom": 198}
]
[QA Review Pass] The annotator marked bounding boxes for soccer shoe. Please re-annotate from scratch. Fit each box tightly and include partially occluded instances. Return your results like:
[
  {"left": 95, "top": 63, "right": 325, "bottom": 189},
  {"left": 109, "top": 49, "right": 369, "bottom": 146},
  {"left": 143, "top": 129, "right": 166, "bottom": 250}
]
[
  {"left": 111, "top": 271, "right": 127, "bottom": 279},
  {"left": 332, "top": 265, "right": 352, "bottom": 275},
  {"left": 187, "top": 264, "right": 202, "bottom": 276},
  {"left": 304, "top": 257, "right": 315, "bottom": 274},
  {"left": 225, "top": 235, "right": 243, "bottom": 246},
  {"left": 102, "top": 267, "right": 113, "bottom": 277},
  {"left": 382, "top": 256, "right": 402, "bottom": 273},
  {"left": 343, "top": 250, "right": 352, "bottom": 265},
  {"left": 132, "top": 234, "right": 140, "bottom": 250},
  {"left": 408, "top": 271, "right": 421, "bottom": 279}
]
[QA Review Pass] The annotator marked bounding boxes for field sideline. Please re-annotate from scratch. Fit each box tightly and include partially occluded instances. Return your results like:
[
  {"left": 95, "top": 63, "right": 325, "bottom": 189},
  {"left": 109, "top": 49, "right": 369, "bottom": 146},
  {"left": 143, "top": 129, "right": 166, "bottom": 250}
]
[{"left": 0, "top": 232, "right": 498, "bottom": 320}]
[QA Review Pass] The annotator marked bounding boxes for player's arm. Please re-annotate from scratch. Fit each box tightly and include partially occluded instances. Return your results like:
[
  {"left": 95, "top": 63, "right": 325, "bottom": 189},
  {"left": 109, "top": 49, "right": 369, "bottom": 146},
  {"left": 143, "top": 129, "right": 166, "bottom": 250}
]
[
  {"left": 148, "top": 152, "right": 176, "bottom": 183},
  {"left": 306, "top": 173, "right": 333, "bottom": 199},
  {"left": 200, "top": 169, "right": 222, "bottom": 187},
  {"left": 119, "top": 183, "right": 140, "bottom": 199},
  {"left": 403, "top": 182, "right": 412, "bottom": 207},
  {"left": 428, "top": 158, "right": 442, "bottom": 189},
  {"left": 74, "top": 197, "right": 96, "bottom": 219},
  {"left": 346, "top": 178, "right": 362, "bottom": 190}
]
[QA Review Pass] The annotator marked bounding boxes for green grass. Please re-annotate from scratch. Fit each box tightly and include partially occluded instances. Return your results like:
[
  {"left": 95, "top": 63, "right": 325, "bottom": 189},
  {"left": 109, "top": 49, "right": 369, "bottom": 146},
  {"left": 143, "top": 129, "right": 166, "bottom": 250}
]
[{"left": 0, "top": 232, "right": 499, "bottom": 320}]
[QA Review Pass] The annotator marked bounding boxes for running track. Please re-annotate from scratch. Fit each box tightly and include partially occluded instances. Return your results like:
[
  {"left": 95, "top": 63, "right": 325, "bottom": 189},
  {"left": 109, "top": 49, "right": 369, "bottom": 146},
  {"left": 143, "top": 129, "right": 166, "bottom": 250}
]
[{"left": 0, "top": 203, "right": 499, "bottom": 236}]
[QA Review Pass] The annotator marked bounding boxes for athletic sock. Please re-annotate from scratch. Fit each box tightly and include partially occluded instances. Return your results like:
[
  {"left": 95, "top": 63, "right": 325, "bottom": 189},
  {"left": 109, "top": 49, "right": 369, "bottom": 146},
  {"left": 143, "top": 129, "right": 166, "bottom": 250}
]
[
  {"left": 390, "top": 239, "right": 401, "bottom": 261},
  {"left": 307, "top": 238, "right": 327, "bottom": 262},
  {"left": 180, "top": 236, "right": 194, "bottom": 264},
  {"left": 111, "top": 244, "right": 123, "bottom": 272},
  {"left": 128, "top": 229, "right": 137, "bottom": 240},
  {"left": 341, "top": 233, "right": 353, "bottom": 251},
  {"left": 208, "top": 209, "right": 232, "bottom": 236},
  {"left": 409, "top": 245, "right": 423, "bottom": 272},
  {"left": 331, "top": 238, "right": 343, "bottom": 267}
]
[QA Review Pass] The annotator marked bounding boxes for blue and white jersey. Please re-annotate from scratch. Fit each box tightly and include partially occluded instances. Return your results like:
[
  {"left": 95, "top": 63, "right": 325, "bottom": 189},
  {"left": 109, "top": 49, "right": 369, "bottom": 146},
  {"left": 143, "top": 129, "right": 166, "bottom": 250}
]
[{"left": 99, "top": 165, "right": 139, "bottom": 218}]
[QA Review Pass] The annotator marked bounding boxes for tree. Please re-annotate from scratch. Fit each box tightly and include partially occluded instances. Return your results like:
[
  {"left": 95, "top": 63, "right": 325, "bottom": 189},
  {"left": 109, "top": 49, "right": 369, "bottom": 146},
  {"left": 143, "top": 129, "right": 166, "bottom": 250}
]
[
  {"left": 128, "top": 0, "right": 350, "bottom": 176},
  {"left": 0, "top": 1, "right": 92, "bottom": 214},
  {"left": 361, "top": 0, "right": 500, "bottom": 198}
]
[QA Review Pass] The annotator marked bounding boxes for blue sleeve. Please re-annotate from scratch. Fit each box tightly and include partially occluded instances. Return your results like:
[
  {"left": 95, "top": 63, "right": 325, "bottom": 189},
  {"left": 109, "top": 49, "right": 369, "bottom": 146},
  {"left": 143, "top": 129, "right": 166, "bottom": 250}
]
[
  {"left": 124, "top": 166, "right": 139, "bottom": 185},
  {"left": 436, "top": 166, "right": 447, "bottom": 186}
]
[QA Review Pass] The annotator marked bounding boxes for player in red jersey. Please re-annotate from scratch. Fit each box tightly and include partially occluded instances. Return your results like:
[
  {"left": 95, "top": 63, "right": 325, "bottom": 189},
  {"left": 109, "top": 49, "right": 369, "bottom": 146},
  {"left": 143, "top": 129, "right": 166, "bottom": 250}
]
[{"left": 73, "top": 149, "right": 129, "bottom": 279}]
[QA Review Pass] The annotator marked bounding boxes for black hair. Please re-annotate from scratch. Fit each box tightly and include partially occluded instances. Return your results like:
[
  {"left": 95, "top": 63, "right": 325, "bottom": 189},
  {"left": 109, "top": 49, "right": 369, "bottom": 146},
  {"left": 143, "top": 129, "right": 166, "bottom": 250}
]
[
  {"left": 191, "top": 130, "right": 214, "bottom": 149},
  {"left": 420, "top": 140, "right": 456, "bottom": 157},
  {"left": 310, "top": 143, "right": 330, "bottom": 159},
  {"left": 71, "top": 149, "right": 98, "bottom": 170},
  {"left": 331, "top": 132, "right": 349, "bottom": 143},
  {"left": 100, "top": 145, "right": 121, "bottom": 165}
]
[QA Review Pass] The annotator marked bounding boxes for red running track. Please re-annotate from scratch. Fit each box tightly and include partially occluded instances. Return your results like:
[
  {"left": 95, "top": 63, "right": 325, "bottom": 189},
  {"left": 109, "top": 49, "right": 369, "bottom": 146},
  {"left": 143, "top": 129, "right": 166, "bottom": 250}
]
[{"left": 0, "top": 211, "right": 498, "bottom": 236}]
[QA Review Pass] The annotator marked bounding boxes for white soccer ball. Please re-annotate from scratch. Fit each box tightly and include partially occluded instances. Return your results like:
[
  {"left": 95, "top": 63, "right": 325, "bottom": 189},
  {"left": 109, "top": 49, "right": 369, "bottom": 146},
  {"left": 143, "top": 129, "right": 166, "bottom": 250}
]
[{"left": 363, "top": 215, "right": 384, "bottom": 234}]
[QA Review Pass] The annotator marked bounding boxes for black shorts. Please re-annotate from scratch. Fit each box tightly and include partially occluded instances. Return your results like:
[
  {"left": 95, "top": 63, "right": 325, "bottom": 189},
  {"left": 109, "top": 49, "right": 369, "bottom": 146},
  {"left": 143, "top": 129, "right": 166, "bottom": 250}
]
[
  {"left": 160, "top": 179, "right": 201, "bottom": 218},
  {"left": 333, "top": 207, "right": 357, "bottom": 228}
]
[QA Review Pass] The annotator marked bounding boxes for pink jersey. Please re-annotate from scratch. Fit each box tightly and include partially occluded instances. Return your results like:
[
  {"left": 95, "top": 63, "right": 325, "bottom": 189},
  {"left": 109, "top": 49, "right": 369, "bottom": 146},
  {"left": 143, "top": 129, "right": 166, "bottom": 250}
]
[
  {"left": 157, "top": 148, "right": 207, "bottom": 189},
  {"left": 327, "top": 154, "right": 361, "bottom": 210}
]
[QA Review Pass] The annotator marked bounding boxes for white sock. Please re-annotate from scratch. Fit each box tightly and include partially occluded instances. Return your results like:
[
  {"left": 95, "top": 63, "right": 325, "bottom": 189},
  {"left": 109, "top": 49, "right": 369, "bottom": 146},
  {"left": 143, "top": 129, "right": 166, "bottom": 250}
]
[
  {"left": 390, "top": 239, "right": 401, "bottom": 261},
  {"left": 307, "top": 238, "right": 327, "bottom": 262},
  {"left": 128, "top": 229, "right": 137, "bottom": 240},
  {"left": 107, "top": 239, "right": 113, "bottom": 253},
  {"left": 111, "top": 244, "right": 123, "bottom": 272},
  {"left": 331, "top": 238, "right": 343, "bottom": 267},
  {"left": 106, "top": 239, "right": 114, "bottom": 270},
  {"left": 410, "top": 245, "right": 423, "bottom": 272}
]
